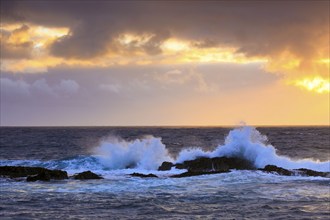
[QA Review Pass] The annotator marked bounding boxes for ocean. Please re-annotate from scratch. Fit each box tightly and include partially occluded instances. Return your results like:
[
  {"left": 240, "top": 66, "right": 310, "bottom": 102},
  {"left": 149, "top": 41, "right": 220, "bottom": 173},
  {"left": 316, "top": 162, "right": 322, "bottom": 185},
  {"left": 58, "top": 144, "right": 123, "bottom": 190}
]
[{"left": 0, "top": 126, "right": 329, "bottom": 219}]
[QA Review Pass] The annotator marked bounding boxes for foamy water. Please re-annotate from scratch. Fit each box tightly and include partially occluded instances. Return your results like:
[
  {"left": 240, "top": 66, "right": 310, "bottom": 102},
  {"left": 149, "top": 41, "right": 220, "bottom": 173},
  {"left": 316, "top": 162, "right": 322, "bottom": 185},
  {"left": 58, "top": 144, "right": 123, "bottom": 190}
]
[{"left": 1, "top": 126, "right": 329, "bottom": 219}]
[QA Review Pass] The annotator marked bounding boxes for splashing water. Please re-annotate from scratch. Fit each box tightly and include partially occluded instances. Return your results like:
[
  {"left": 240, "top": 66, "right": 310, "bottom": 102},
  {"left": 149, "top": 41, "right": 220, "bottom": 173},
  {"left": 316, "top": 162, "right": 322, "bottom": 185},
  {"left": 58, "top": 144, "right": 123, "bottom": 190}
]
[
  {"left": 1, "top": 126, "right": 328, "bottom": 172},
  {"left": 176, "top": 126, "right": 330, "bottom": 172},
  {"left": 92, "top": 126, "right": 329, "bottom": 172},
  {"left": 93, "top": 136, "right": 173, "bottom": 170}
]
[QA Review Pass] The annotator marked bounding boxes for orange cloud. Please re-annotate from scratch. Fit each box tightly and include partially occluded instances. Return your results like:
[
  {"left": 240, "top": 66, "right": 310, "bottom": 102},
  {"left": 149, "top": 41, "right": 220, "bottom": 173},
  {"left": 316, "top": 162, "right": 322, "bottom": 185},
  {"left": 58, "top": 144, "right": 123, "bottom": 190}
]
[{"left": 1, "top": 24, "right": 329, "bottom": 94}]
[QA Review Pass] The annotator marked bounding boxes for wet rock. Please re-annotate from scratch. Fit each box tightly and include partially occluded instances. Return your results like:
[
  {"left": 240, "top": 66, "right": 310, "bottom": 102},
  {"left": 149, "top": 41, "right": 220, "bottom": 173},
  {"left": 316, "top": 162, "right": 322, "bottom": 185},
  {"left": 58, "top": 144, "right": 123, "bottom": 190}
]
[
  {"left": 174, "top": 163, "right": 186, "bottom": 169},
  {"left": 171, "top": 170, "right": 230, "bottom": 178},
  {"left": 1, "top": 166, "right": 47, "bottom": 178},
  {"left": 158, "top": 161, "right": 174, "bottom": 171},
  {"left": 0, "top": 166, "right": 68, "bottom": 180},
  {"left": 130, "top": 173, "right": 158, "bottom": 178},
  {"left": 73, "top": 171, "right": 103, "bottom": 180},
  {"left": 217, "top": 157, "right": 255, "bottom": 170},
  {"left": 27, "top": 171, "right": 51, "bottom": 182},
  {"left": 174, "top": 157, "right": 254, "bottom": 172},
  {"left": 48, "top": 170, "right": 69, "bottom": 180},
  {"left": 294, "top": 168, "right": 329, "bottom": 178},
  {"left": 260, "top": 165, "right": 330, "bottom": 178},
  {"left": 260, "top": 165, "right": 293, "bottom": 176}
]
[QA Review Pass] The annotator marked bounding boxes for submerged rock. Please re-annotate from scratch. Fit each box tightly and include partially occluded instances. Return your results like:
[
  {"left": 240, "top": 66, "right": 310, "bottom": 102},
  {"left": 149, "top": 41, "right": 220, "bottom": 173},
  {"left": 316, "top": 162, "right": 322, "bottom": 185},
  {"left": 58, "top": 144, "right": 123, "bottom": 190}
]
[
  {"left": 158, "top": 161, "right": 174, "bottom": 171},
  {"left": 130, "top": 173, "right": 158, "bottom": 178},
  {"left": 73, "top": 171, "right": 103, "bottom": 180},
  {"left": 173, "top": 156, "right": 254, "bottom": 172},
  {"left": 0, "top": 166, "right": 68, "bottom": 181}
]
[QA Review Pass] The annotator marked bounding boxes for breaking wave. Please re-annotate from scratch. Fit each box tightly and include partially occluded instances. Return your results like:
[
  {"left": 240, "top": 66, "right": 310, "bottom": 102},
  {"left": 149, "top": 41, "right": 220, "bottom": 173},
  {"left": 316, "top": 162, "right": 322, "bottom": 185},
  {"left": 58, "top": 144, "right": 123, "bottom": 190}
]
[
  {"left": 93, "top": 136, "right": 173, "bottom": 170},
  {"left": 1, "top": 126, "right": 329, "bottom": 173},
  {"left": 176, "top": 126, "right": 329, "bottom": 172}
]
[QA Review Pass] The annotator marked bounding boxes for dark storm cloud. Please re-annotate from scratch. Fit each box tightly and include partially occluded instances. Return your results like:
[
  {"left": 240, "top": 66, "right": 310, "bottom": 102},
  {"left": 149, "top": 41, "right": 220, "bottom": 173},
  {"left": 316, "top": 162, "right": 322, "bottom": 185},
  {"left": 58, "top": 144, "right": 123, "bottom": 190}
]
[{"left": 1, "top": 1, "right": 328, "bottom": 60}]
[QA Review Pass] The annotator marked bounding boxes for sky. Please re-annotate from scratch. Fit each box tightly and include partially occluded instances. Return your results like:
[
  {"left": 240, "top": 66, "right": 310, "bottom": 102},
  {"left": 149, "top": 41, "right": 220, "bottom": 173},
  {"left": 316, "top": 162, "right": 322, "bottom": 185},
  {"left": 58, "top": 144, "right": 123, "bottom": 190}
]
[{"left": 0, "top": 0, "right": 329, "bottom": 126}]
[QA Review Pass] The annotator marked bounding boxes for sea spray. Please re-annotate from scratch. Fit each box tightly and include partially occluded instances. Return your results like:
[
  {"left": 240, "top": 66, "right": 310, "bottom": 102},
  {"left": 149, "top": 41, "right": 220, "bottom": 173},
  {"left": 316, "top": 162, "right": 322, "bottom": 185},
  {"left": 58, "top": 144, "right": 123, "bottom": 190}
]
[
  {"left": 1, "top": 126, "right": 328, "bottom": 173},
  {"left": 93, "top": 136, "right": 173, "bottom": 170},
  {"left": 176, "top": 126, "right": 330, "bottom": 172}
]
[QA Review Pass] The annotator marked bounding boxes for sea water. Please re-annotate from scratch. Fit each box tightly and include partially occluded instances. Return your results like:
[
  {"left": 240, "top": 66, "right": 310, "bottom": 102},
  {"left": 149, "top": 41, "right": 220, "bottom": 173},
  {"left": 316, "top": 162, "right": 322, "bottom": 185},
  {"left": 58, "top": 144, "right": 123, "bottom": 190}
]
[{"left": 0, "top": 126, "right": 329, "bottom": 219}]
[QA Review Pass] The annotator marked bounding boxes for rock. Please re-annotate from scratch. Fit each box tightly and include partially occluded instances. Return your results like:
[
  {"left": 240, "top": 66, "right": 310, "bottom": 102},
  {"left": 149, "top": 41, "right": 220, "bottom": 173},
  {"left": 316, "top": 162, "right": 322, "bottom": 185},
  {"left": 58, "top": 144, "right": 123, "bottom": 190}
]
[
  {"left": 294, "top": 168, "right": 329, "bottom": 177},
  {"left": 158, "top": 161, "right": 174, "bottom": 171},
  {"left": 171, "top": 170, "right": 230, "bottom": 178},
  {"left": 1, "top": 166, "right": 47, "bottom": 178},
  {"left": 27, "top": 171, "right": 51, "bottom": 182},
  {"left": 217, "top": 157, "right": 255, "bottom": 170},
  {"left": 130, "top": 173, "right": 158, "bottom": 178},
  {"left": 48, "top": 170, "right": 69, "bottom": 180},
  {"left": 174, "top": 163, "right": 186, "bottom": 169},
  {"left": 0, "top": 166, "right": 68, "bottom": 180},
  {"left": 260, "top": 165, "right": 293, "bottom": 176},
  {"left": 73, "top": 171, "right": 103, "bottom": 180},
  {"left": 260, "top": 165, "right": 330, "bottom": 178},
  {"left": 174, "top": 157, "right": 254, "bottom": 172}
]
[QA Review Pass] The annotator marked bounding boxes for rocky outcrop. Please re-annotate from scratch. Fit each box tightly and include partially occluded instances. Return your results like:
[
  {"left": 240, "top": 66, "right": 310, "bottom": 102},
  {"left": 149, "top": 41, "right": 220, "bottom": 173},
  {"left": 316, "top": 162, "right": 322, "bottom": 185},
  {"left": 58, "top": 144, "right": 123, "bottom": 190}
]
[
  {"left": 158, "top": 157, "right": 329, "bottom": 178},
  {"left": 259, "top": 165, "right": 292, "bottom": 176},
  {"left": 259, "top": 165, "right": 329, "bottom": 178},
  {"left": 73, "top": 171, "right": 103, "bottom": 180},
  {"left": 1, "top": 166, "right": 48, "bottom": 178},
  {"left": 158, "top": 161, "right": 174, "bottom": 171},
  {"left": 171, "top": 170, "right": 229, "bottom": 178},
  {"left": 27, "top": 171, "right": 51, "bottom": 182},
  {"left": 294, "top": 168, "right": 329, "bottom": 177},
  {"left": 159, "top": 156, "right": 254, "bottom": 178},
  {"left": 130, "top": 173, "right": 158, "bottom": 178},
  {"left": 158, "top": 157, "right": 255, "bottom": 173},
  {"left": 0, "top": 166, "right": 68, "bottom": 181}
]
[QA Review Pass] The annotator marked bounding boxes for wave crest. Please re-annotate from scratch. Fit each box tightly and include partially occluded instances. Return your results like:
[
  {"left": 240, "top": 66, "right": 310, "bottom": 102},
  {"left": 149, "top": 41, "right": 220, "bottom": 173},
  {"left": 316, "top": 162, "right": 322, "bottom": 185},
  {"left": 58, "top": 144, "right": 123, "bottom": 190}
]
[
  {"left": 93, "top": 136, "right": 173, "bottom": 170},
  {"left": 176, "top": 126, "right": 329, "bottom": 172}
]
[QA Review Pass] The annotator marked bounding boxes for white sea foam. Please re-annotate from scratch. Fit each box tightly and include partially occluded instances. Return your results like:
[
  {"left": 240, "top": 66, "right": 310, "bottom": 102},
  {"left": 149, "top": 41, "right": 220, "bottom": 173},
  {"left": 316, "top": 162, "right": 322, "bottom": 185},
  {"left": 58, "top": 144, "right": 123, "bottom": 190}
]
[
  {"left": 176, "top": 126, "right": 330, "bottom": 172},
  {"left": 1, "top": 126, "right": 328, "bottom": 174},
  {"left": 93, "top": 136, "right": 173, "bottom": 170},
  {"left": 89, "top": 126, "right": 329, "bottom": 172}
]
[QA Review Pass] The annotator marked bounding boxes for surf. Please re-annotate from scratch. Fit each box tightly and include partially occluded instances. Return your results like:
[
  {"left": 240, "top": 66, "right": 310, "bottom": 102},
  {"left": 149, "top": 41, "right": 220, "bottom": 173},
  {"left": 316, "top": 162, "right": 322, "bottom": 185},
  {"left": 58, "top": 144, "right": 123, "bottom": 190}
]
[{"left": 1, "top": 126, "right": 329, "bottom": 173}]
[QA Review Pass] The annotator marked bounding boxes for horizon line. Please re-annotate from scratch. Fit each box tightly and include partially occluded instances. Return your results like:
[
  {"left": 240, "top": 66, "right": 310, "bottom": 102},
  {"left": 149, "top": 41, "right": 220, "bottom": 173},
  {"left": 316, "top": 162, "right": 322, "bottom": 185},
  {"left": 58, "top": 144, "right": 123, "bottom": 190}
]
[{"left": 0, "top": 124, "right": 329, "bottom": 128}]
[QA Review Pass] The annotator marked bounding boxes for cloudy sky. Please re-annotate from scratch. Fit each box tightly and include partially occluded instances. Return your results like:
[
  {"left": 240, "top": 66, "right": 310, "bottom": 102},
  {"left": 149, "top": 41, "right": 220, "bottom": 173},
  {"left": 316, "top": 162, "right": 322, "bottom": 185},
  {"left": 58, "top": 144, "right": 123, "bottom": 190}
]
[{"left": 0, "top": 0, "right": 329, "bottom": 126}]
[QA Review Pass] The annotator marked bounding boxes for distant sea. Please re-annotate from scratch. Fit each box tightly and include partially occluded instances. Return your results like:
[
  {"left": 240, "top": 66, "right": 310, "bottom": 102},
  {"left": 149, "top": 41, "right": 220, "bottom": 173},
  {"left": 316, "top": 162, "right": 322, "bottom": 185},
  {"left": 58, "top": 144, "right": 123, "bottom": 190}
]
[{"left": 1, "top": 126, "right": 329, "bottom": 219}]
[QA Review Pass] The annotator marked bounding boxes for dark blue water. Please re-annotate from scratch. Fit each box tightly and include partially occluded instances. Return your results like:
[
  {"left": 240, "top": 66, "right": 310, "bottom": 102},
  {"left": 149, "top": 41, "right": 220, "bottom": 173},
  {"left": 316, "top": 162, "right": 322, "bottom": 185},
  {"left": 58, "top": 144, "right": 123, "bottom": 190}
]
[{"left": 1, "top": 126, "right": 329, "bottom": 219}]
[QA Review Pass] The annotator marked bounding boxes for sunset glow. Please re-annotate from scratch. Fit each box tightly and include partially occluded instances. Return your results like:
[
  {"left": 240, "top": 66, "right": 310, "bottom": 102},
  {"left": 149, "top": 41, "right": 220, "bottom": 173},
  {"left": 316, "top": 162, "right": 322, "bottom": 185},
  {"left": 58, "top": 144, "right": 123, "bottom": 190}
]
[
  {"left": 1, "top": 1, "right": 329, "bottom": 126},
  {"left": 295, "top": 77, "right": 330, "bottom": 94}
]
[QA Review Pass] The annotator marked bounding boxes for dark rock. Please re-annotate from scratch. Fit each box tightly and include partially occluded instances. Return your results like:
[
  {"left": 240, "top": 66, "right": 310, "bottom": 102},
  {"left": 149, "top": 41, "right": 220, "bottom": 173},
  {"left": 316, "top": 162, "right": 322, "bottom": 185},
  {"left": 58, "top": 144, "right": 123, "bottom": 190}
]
[
  {"left": 218, "top": 157, "right": 255, "bottom": 170},
  {"left": 260, "top": 165, "right": 293, "bottom": 176},
  {"left": 175, "top": 163, "right": 186, "bottom": 169},
  {"left": 1, "top": 166, "right": 47, "bottom": 178},
  {"left": 260, "top": 165, "right": 330, "bottom": 178},
  {"left": 27, "top": 171, "right": 51, "bottom": 182},
  {"left": 294, "top": 168, "right": 329, "bottom": 177},
  {"left": 0, "top": 166, "right": 68, "bottom": 181},
  {"left": 158, "top": 161, "right": 174, "bottom": 171},
  {"left": 171, "top": 170, "right": 230, "bottom": 178},
  {"left": 73, "top": 171, "right": 103, "bottom": 180},
  {"left": 48, "top": 170, "right": 69, "bottom": 180},
  {"left": 130, "top": 173, "right": 158, "bottom": 178},
  {"left": 174, "top": 157, "right": 254, "bottom": 172}
]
